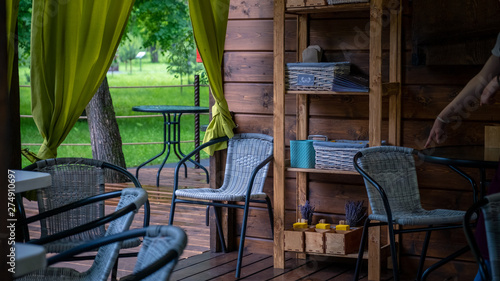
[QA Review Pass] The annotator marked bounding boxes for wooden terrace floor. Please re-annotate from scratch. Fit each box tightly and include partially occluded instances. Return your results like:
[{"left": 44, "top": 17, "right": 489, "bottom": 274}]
[{"left": 23, "top": 166, "right": 392, "bottom": 281}]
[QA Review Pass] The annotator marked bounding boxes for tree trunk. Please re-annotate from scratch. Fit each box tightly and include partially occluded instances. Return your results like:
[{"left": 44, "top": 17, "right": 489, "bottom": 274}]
[
  {"left": 86, "top": 76, "right": 128, "bottom": 182},
  {"left": 150, "top": 44, "right": 159, "bottom": 63}
]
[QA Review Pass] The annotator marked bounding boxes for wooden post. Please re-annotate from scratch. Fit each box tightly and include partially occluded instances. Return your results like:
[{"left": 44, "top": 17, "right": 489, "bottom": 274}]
[
  {"left": 369, "top": 0, "right": 383, "bottom": 279},
  {"left": 273, "top": 0, "right": 286, "bottom": 270},
  {"left": 296, "top": 13, "right": 309, "bottom": 260}
]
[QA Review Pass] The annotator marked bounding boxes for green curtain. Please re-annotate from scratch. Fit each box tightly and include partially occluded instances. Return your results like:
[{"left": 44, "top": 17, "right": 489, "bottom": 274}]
[
  {"left": 6, "top": 0, "right": 19, "bottom": 93},
  {"left": 189, "top": 0, "right": 236, "bottom": 156},
  {"left": 30, "top": 0, "right": 135, "bottom": 159}
]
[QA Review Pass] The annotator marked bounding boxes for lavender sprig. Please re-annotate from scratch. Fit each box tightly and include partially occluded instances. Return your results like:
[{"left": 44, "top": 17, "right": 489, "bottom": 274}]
[
  {"left": 299, "top": 200, "right": 315, "bottom": 225},
  {"left": 345, "top": 200, "right": 367, "bottom": 227}
]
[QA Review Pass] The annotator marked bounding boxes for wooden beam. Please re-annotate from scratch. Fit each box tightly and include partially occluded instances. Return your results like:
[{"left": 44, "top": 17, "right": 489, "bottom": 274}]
[
  {"left": 273, "top": 0, "right": 286, "bottom": 270},
  {"left": 368, "top": 0, "right": 383, "bottom": 280}
]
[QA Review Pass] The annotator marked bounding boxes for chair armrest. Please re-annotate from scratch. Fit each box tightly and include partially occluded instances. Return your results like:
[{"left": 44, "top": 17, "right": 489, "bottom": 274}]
[
  {"left": 173, "top": 136, "right": 229, "bottom": 192},
  {"left": 244, "top": 154, "right": 273, "bottom": 199},
  {"left": 24, "top": 189, "right": 146, "bottom": 246},
  {"left": 22, "top": 191, "right": 122, "bottom": 225},
  {"left": 47, "top": 228, "right": 148, "bottom": 265},
  {"left": 28, "top": 203, "right": 138, "bottom": 246}
]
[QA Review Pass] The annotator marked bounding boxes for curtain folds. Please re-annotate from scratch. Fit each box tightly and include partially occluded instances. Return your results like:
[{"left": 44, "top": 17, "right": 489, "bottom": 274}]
[
  {"left": 188, "top": 0, "right": 235, "bottom": 156},
  {"left": 30, "top": 0, "right": 135, "bottom": 159},
  {"left": 6, "top": 0, "right": 19, "bottom": 93}
]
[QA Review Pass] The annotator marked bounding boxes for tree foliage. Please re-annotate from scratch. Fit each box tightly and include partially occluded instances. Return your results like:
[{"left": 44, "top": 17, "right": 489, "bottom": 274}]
[
  {"left": 17, "top": 0, "right": 33, "bottom": 66},
  {"left": 128, "top": 0, "right": 191, "bottom": 56}
]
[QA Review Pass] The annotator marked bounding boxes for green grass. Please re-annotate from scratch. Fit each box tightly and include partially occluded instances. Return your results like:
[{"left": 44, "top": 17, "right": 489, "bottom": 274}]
[{"left": 20, "top": 59, "right": 210, "bottom": 168}]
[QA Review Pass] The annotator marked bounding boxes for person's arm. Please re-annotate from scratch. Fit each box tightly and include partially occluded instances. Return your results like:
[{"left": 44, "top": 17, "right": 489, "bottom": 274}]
[{"left": 425, "top": 55, "right": 500, "bottom": 148}]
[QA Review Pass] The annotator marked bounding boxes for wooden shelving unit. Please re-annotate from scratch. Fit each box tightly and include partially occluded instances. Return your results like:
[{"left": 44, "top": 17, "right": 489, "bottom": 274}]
[{"left": 273, "top": 0, "right": 402, "bottom": 280}]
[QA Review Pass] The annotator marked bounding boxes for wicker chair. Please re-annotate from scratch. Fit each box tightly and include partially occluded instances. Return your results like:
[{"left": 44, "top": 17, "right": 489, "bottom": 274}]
[
  {"left": 21, "top": 158, "right": 150, "bottom": 280},
  {"left": 353, "top": 146, "right": 476, "bottom": 281},
  {"left": 16, "top": 187, "right": 149, "bottom": 281},
  {"left": 168, "top": 133, "right": 274, "bottom": 278},
  {"left": 36, "top": 225, "right": 187, "bottom": 281},
  {"left": 464, "top": 192, "right": 500, "bottom": 281}
]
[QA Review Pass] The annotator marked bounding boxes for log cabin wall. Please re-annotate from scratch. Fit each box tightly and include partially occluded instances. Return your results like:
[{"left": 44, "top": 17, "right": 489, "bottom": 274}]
[{"left": 219, "top": 0, "right": 500, "bottom": 279}]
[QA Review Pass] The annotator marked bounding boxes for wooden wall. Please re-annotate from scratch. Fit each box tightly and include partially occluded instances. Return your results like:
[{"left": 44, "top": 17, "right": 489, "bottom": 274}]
[{"left": 219, "top": 0, "right": 500, "bottom": 279}]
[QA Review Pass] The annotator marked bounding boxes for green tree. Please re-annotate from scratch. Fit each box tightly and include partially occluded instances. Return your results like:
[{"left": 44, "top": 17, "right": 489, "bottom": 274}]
[
  {"left": 118, "top": 37, "right": 141, "bottom": 74},
  {"left": 127, "top": 0, "right": 192, "bottom": 63},
  {"left": 17, "top": 0, "right": 32, "bottom": 66}
]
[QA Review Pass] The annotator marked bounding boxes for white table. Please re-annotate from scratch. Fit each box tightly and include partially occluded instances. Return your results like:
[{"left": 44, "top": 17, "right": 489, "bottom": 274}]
[
  {"left": 13, "top": 170, "right": 52, "bottom": 193},
  {"left": 13, "top": 243, "right": 47, "bottom": 277},
  {"left": 13, "top": 170, "right": 52, "bottom": 242}
]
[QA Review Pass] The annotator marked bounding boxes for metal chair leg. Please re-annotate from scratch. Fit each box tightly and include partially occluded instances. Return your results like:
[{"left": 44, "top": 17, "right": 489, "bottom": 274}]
[
  {"left": 387, "top": 222, "right": 400, "bottom": 281},
  {"left": 236, "top": 200, "right": 251, "bottom": 279},
  {"left": 213, "top": 206, "right": 227, "bottom": 253},
  {"left": 416, "top": 229, "right": 432, "bottom": 280},
  {"left": 168, "top": 196, "right": 176, "bottom": 225},
  {"left": 265, "top": 196, "right": 274, "bottom": 236},
  {"left": 354, "top": 219, "right": 370, "bottom": 281},
  {"left": 111, "top": 260, "right": 118, "bottom": 281}
]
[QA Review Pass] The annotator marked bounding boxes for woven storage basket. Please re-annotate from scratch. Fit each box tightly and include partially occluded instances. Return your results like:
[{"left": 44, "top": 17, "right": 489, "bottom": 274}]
[
  {"left": 286, "top": 62, "right": 350, "bottom": 91},
  {"left": 313, "top": 140, "right": 369, "bottom": 171},
  {"left": 327, "top": 0, "right": 368, "bottom": 4}
]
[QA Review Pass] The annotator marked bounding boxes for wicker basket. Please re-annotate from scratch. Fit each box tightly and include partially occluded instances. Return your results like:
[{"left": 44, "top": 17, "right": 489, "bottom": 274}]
[
  {"left": 313, "top": 140, "right": 369, "bottom": 171},
  {"left": 327, "top": 0, "right": 368, "bottom": 4},
  {"left": 286, "top": 62, "right": 350, "bottom": 91}
]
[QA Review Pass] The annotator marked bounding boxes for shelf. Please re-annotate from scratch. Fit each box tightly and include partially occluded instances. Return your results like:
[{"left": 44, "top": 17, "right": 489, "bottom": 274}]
[
  {"left": 285, "top": 83, "right": 399, "bottom": 96},
  {"left": 287, "top": 167, "right": 359, "bottom": 175},
  {"left": 286, "top": 2, "right": 370, "bottom": 14},
  {"left": 286, "top": 90, "right": 369, "bottom": 95}
]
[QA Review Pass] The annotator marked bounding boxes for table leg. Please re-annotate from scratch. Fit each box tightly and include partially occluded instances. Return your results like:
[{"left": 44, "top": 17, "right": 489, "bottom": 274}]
[
  {"left": 135, "top": 113, "right": 168, "bottom": 181},
  {"left": 172, "top": 113, "right": 209, "bottom": 183},
  {"left": 171, "top": 113, "right": 188, "bottom": 178},
  {"left": 448, "top": 165, "right": 479, "bottom": 203},
  {"left": 155, "top": 113, "right": 175, "bottom": 187}
]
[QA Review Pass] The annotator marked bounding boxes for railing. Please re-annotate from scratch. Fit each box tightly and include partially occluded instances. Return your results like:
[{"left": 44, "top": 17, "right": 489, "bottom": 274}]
[{"left": 21, "top": 75, "right": 209, "bottom": 163}]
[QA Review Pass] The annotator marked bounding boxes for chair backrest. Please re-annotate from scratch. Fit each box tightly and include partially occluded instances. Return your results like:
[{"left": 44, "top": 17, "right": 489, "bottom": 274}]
[
  {"left": 46, "top": 224, "right": 186, "bottom": 281},
  {"left": 132, "top": 225, "right": 187, "bottom": 281},
  {"left": 23, "top": 158, "right": 144, "bottom": 252},
  {"left": 353, "top": 146, "right": 424, "bottom": 223},
  {"left": 219, "top": 133, "right": 273, "bottom": 196},
  {"left": 464, "top": 192, "right": 500, "bottom": 281},
  {"left": 86, "top": 188, "right": 148, "bottom": 281}
]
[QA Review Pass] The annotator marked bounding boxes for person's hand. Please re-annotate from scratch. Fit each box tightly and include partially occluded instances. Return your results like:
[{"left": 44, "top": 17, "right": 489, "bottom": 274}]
[
  {"left": 424, "top": 118, "right": 447, "bottom": 148},
  {"left": 480, "top": 75, "right": 500, "bottom": 105}
]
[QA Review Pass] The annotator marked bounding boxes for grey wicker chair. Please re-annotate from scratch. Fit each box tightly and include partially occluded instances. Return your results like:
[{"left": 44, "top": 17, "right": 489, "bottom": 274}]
[
  {"left": 40, "top": 225, "right": 187, "bottom": 281},
  {"left": 168, "top": 133, "right": 274, "bottom": 279},
  {"left": 464, "top": 192, "right": 500, "bottom": 281},
  {"left": 353, "top": 146, "right": 476, "bottom": 281},
  {"left": 16, "top": 187, "right": 149, "bottom": 281},
  {"left": 21, "top": 158, "right": 150, "bottom": 280}
]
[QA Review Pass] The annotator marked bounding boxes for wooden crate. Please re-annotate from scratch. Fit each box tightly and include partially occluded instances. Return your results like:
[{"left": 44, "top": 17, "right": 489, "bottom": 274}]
[
  {"left": 305, "top": 229, "right": 331, "bottom": 253},
  {"left": 306, "top": 0, "right": 327, "bottom": 6},
  {"left": 284, "top": 229, "right": 305, "bottom": 252},
  {"left": 325, "top": 227, "right": 363, "bottom": 255},
  {"left": 286, "top": 0, "right": 305, "bottom": 7}
]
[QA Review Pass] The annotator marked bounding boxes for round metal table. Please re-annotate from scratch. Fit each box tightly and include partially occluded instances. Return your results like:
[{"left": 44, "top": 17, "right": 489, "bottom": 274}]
[
  {"left": 418, "top": 145, "right": 500, "bottom": 200},
  {"left": 132, "top": 105, "right": 209, "bottom": 187}
]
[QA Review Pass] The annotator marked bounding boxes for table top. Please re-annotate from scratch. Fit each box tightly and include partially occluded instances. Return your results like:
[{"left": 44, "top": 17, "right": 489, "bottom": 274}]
[
  {"left": 418, "top": 145, "right": 500, "bottom": 169},
  {"left": 132, "top": 105, "right": 209, "bottom": 114},
  {"left": 13, "top": 243, "right": 47, "bottom": 277},
  {"left": 13, "top": 170, "right": 52, "bottom": 193}
]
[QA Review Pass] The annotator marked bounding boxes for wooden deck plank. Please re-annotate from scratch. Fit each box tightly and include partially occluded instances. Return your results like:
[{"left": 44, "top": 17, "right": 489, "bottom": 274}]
[
  {"left": 21, "top": 166, "right": 392, "bottom": 280},
  {"left": 169, "top": 251, "right": 251, "bottom": 280},
  {"left": 214, "top": 255, "right": 275, "bottom": 280},
  {"left": 181, "top": 253, "right": 270, "bottom": 281}
]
